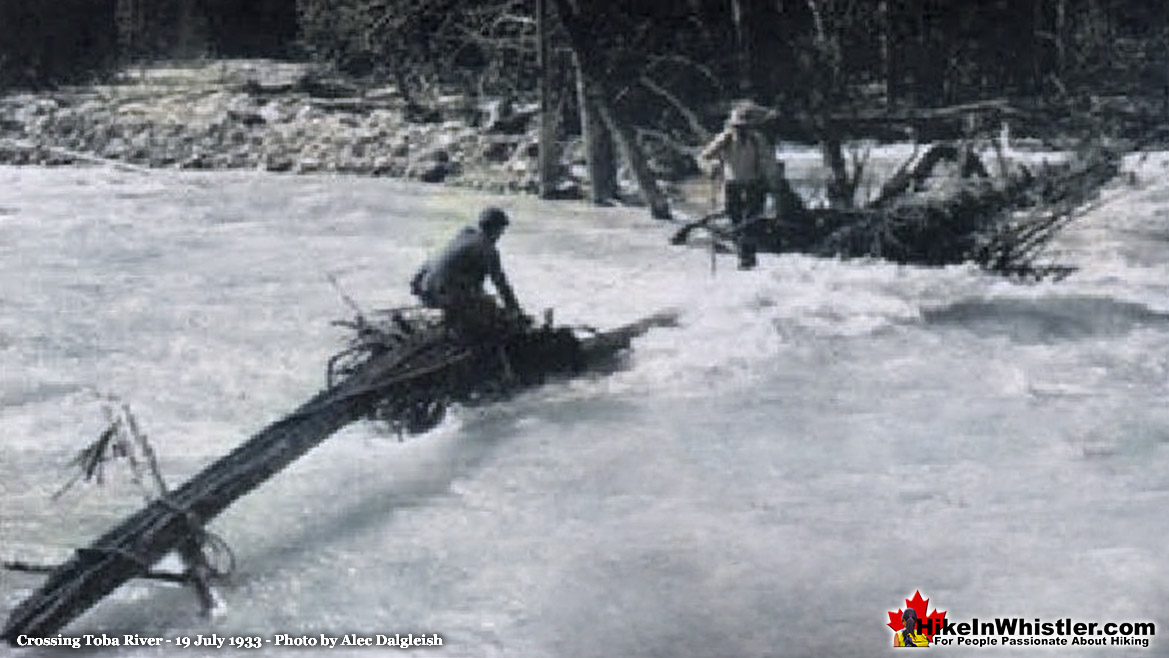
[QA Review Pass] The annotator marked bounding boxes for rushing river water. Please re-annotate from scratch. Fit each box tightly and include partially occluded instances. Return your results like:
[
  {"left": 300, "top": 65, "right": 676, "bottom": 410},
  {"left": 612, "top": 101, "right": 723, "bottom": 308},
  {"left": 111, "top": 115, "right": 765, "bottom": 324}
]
[{"left": 1, "top": 158, "right": 1167, "bottom": 657}]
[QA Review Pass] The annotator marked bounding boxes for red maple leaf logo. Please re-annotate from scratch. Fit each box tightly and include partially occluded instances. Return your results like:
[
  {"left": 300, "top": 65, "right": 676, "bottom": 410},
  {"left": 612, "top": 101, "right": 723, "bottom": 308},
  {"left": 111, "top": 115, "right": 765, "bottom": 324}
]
[{"left": 888, "top": 590, "right": 947, "bottom": 642}]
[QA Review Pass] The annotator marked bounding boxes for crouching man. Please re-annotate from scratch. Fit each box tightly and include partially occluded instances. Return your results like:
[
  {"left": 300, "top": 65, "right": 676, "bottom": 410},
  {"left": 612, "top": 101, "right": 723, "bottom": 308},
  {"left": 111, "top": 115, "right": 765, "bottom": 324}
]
[{"left": 411, "top": 206, "right": 528, "bottom": 340}]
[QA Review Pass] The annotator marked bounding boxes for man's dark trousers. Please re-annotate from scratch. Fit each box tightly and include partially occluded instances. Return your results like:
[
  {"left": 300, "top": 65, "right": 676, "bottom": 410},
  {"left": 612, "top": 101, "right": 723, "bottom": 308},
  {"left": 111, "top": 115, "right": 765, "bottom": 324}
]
[{"left": 725, "top": 179, "right": 766, "bottom": 268}]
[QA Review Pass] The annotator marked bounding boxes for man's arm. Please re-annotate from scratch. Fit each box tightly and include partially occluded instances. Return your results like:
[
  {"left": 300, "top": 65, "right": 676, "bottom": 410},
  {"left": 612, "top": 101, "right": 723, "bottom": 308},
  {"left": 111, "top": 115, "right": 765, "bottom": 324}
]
[
  {"left": 698, "top": 129, "right": 731, "bottom": 174},
  {"left": 487, "top": 251, "right": 521, "bottom": 313},
  {"left": 410, "top": 265, "right": 429, "bottom": 297}
]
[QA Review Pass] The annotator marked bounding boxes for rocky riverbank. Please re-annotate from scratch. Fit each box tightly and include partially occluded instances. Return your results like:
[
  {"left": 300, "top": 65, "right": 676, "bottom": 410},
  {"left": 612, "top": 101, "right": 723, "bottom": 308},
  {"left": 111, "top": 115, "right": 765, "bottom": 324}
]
[{"left": 0, "top": 60, "right": 591, "bottom": 197}]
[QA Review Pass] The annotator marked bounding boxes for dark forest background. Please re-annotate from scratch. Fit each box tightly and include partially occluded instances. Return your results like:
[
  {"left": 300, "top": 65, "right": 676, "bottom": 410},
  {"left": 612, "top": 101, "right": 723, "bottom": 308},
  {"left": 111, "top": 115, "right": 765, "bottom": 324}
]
[{"left": 2, "top": 0, "right": 1166, "bottom": 146}]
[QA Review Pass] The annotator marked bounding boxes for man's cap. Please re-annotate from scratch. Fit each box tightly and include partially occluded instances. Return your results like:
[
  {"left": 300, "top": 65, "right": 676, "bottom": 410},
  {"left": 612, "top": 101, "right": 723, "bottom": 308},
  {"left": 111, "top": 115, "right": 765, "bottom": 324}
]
[{"left": 478, "top": 206, "right": 510, "bottom": 231}]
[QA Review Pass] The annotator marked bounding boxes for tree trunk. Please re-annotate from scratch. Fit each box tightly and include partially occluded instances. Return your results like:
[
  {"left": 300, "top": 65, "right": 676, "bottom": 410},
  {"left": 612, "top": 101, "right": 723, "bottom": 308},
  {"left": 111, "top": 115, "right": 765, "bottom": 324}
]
[
  {"left": 553, "top": 0, "right": 670, "bottom": 219},
  {"left": 880, "top": 0, "right": 892, "bottom": 104},
  {"left": 731, "top": 0, "right": 752, "bottom": 94},
  {"left": 0, "top": 380, "right": 377, "bottom": 641},
  {"left": 1, "top": 324, "right": 479, "bottom": 641},
  {"left": 174, "top": 0, "right": 205, "bottom": 58},
  {"left": 594, "top": 96, "right": 671, "bottom": 219},
  {"left": 536, "top": 0, "right": 560, "bottom": 199},
  {"left": 575, "top": 55, "right": 617, "bottom": 203},
  {"left": 116, "top": 0, "right": 145, "bottom": 60},
  {"left": 1054, "top": 0, "right": 1067, "bottom": 79},
  {"left": 806, "top": 0, "right": 855, "bottom": 209},
  {"left": 821, "top": 132, "right": 854, "bottom": 209},
  {"left": 1, "top": 306, "right": 681, "bottom": 642}
]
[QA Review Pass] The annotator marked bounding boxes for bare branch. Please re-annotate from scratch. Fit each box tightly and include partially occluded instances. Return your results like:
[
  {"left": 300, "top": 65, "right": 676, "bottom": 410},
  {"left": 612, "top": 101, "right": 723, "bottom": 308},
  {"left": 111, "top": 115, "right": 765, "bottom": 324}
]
[
  {"left": 644, "top": 54, "right": 722, "bottom": 90},
  {"left": 635, "top": 126, "right": 693, "bottom": 151},
  {"left": 638, "top": 75, "right": 711, "bottom": 143}
]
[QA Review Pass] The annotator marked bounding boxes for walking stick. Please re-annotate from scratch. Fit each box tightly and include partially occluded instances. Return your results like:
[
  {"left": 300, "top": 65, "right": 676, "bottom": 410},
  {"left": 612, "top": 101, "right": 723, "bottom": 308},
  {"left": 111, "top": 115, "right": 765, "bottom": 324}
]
[{"left": 709, "top": 170, "right": 719, "bottom": 276}]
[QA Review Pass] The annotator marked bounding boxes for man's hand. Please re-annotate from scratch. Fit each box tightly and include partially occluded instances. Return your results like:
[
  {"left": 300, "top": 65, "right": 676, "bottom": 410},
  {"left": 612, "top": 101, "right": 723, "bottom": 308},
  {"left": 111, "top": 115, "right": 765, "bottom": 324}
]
[{"left": 506, "top": 307, "right": 533, "bottom": 327}]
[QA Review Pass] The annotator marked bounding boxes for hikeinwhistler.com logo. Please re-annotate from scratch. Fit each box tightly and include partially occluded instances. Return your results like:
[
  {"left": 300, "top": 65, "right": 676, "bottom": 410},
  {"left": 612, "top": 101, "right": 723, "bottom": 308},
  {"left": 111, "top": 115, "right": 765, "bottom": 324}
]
[{"left": 887, "top": 591, "right": 1155, "bottom": 649}]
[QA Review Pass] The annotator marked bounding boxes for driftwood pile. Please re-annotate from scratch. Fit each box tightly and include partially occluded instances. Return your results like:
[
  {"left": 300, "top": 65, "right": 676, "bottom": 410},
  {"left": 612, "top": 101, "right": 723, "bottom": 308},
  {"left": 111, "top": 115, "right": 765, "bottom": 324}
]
[
  {"left": 327, "top": 307, "right": 586, "bottom": 436},
  {"left": 673, "top": 140, "right": 1122, "bottom": 279}
]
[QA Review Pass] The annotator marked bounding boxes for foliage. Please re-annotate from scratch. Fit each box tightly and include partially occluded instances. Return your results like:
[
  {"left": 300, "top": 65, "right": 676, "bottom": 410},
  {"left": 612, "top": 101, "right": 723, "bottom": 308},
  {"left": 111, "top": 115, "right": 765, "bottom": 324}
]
[
  {"left": 0, "top": 0, "right": 300, "bottom": 90},
  {"left": 3, "top": 0, "right": 1167, "bottom": 142},
  {"left": 0, "top": 0, "right": 119, "bottom": 89},
  {"left": 296, "top": 0, "right": 538, "bottom": 96}
]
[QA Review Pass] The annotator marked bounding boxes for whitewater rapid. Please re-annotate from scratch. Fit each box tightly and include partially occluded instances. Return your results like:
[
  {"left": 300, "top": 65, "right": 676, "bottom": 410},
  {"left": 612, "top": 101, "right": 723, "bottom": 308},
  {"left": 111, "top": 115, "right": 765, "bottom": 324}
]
[{"left": 1, "top": 155, "right": 1167, "bottom": 657}]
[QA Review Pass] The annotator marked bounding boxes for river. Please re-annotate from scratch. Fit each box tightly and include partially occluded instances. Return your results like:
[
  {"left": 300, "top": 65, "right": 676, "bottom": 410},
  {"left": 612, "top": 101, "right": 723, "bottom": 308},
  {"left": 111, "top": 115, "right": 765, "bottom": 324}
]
[{"left": 1, "top": 158, "right": 1166, "bottom": 656}]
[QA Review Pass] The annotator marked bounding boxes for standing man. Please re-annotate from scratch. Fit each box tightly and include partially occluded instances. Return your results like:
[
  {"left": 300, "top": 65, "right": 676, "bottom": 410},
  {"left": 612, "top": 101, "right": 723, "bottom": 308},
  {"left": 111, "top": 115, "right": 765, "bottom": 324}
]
[
  {"left": 411, "top": 206, "right": 527, "bottom": 339},
  {"left": 699, "top": 101, "right": 778, "bottom": 270}
]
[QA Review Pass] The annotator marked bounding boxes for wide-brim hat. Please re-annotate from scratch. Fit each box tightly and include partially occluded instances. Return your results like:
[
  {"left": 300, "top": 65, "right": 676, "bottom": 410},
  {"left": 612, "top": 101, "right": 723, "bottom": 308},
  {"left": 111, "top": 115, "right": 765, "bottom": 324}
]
[{"left": 727, "top": 101, "right": 768, "bottom": 126}]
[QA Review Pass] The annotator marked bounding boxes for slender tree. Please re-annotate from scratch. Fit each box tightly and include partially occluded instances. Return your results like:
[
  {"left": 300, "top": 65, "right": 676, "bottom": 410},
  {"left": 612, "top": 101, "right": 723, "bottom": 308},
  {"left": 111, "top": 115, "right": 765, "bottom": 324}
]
[
  {"left": 552, "top": 0, "right": 671, "bottom": 218},
  {"left": 536, "top": 0, "right": 559, "bottom": 198}
]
